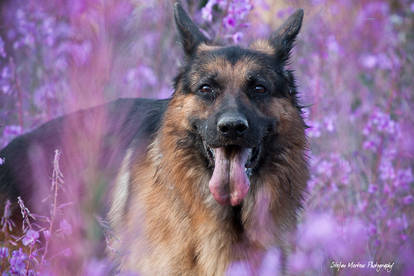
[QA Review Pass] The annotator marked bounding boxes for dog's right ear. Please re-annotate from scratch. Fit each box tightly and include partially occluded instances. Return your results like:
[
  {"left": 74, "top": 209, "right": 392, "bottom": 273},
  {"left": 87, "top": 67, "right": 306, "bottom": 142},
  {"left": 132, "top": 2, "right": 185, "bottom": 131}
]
[{"left": 174, "top": 3, "right": 208, "bottom": 57}]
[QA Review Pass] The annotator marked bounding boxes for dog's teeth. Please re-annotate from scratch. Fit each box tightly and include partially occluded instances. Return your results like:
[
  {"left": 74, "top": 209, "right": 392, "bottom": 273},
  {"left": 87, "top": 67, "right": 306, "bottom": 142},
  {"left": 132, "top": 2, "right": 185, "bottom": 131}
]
[{"left": 207, "top": 147, "right": 215, "bottom": 160}]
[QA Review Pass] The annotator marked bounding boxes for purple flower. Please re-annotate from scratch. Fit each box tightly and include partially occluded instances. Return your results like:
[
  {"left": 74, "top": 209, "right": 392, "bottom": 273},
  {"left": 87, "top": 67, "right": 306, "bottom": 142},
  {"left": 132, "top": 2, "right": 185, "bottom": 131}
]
[
  {"left": 0, "top": 35, "right": 6, "bottom": 58},
  {"left": 59, "top": 219, "right": 72, "bottom": 236},
  {"left": 377, "top": 53, "right": 392, "bottom": 69},
  {"left": 137, "top": 65, "right": 157, "bottom": 86},
  {"left": 276, "top": 7, "right": 295, "bottom": 19},
  {"left": 71, "top": 41, "right": 92, "bottom": 65},
  {"left": 9, "top": 248, "right": 27, "bottom": 274},
  {"left": 361, "top": 54, "right": 377, "bottom": 68},
  {"left": 201, "top": 0, "right": 217, "bottom": 22},
  {"left": 0, "top": 157, "right": 4, "bottom": 166},
  {"left": 324, "top": 115, "right": 335, "bottom": 132},
  {"left": 289, "top": 250, "right": 307, "bottom": 273},
  {"left": 368, "top": 183, "right": 378, "bottom": 193},
  {"left": 22, "top": 229, "right": 39, "bottom": 246},
  {"left": 379, "top": 154, "right": 396, "bottom": 181},
  {"left": 202, "top": 0, "right": 228, "bottom": 22},
  {"left": 0, "top": 1, "right": 412, "bottom": 274},
  {"left": 202, "top": 7, "right": 213, "bottom": 22},
  {"left": 221, "top": 0, "right": 253, "bottom": 30},
  {"left": 384, "top": 184, "right": 391, "bottom": 194},
  {"left": 307, "top": 121, "right": 321, "bottom": 138},
  {"left": 2, "top": 125, "right": 23, "bottom": 147},
  {"left": 231, "top": 32, "right": 243, "bottom": 44},
  {"left": 226, "top": 261, "right": 251, "bottom": 276},
  {"left": 403, "top": 195, "right": 413, "bottom": 205},
  {"left": 82, "top": 258, "right": 111, "bottom": 276},
  {"left": 0, "top": 247, "right": 9, "bottom": 258},
  {"left": 395, "top": 169, "right": 413, "bottom": 189},
  {"left": 0, "top": 67, "right": 12, "bottom": 95},
  {"left": 258, "top": 248, "right": 280, "bottom": 275},
  {"left": 298, "top": 213, "right": 337, "bottom": 248},
  {"left": 316, "top": 160, "right": 333, "bottom": 178},
  {"left": 363, "top": 135, "right": 381, "bottom": 151},
  {"left": 223, "top": 15, "right": 236, "bottom": 29},
  {"left": 370, "top": 110, "right": 396, "bottom": 134},
  {"left": 1, "top": 67, "right": 11, "bottom": 79},
  {"left": 125, "top": 65, "right": 157, "bottom": 91},
  {"left": 326, "top": 35, "right": 340, "bottom": 54},
  {"left": 368, "top": 224, "right": 377, "bottom": 236}
]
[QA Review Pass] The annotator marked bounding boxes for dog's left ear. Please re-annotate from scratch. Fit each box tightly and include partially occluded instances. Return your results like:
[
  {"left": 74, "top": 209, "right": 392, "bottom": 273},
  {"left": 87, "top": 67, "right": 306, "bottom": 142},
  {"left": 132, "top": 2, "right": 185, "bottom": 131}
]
[
  {"left": 174, "top": 3, "right": 208, "bottom": 57},
  {"left": 269, "top": 9, "right": 304, "bottom": 63}
]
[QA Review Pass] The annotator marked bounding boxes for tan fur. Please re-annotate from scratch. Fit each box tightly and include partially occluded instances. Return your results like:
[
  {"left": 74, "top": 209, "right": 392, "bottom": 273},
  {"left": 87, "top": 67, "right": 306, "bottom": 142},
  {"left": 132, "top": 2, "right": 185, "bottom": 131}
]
[
  {"left": 108, "top": 147, "right": 133, "bottom": 231},
  {"left": 250, "top": 40, "right": 274, "bottom": 55},
  {"left": 197, "top": 43, "right": 221, "bottom": 52},
  {"left": 197, "top": 58, "right": 261, "bottom": 91},
  {"left": 109, "top": 50, "right": 308, "bottom": 276}
]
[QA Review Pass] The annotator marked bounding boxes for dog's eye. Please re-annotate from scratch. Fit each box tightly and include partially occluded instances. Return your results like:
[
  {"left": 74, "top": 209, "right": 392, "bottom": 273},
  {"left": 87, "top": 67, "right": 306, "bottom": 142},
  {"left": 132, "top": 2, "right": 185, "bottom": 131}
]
[
  {"left": 254, "top": 85, "right": 266, "bottom": 94},
  {"left": 199, "top": 85, "right": 213, "bottom": 94}
]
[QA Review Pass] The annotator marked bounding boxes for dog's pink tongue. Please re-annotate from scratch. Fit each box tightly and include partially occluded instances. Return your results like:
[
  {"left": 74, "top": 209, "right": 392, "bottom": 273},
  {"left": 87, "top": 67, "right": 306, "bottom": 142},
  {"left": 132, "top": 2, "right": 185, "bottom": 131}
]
[
  {"left": 229, "top": 148, "right": 251, "bottom": 206},
  {"left": 208, "top": 148, "right": 250, "bottom": 206}
]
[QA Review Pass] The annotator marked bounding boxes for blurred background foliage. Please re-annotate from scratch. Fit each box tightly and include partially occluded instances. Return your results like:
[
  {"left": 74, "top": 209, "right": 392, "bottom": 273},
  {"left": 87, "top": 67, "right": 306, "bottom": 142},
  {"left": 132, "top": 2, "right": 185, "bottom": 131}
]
[{"left": 0, "top": 0, "right": 413, "bottom": 274}]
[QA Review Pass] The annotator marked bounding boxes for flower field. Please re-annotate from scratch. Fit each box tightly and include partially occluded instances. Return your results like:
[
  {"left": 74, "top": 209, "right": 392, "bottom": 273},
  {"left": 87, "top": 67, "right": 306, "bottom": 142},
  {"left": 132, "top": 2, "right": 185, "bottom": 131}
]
[{"left": 0, "top": 0, "right": 413, "bottom": 275}]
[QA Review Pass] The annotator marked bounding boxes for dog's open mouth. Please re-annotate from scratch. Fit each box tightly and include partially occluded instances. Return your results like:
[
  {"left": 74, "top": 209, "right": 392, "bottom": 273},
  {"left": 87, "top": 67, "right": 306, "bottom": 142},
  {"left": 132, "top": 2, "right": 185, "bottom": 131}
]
[{"left": 204, "top": 144, "right": 261, "bottom": 206}]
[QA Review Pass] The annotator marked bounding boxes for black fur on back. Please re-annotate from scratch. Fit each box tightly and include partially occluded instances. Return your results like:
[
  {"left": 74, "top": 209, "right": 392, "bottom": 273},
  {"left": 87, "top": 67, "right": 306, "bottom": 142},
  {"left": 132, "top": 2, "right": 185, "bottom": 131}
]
[{"left": 0, "top": 98, "right": 169, "bottom": 211}]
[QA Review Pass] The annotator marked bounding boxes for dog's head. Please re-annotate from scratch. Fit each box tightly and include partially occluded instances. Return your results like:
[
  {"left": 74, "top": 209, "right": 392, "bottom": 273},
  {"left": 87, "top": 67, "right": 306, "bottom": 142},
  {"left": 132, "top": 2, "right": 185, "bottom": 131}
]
[{"left": 168, "top": 3, "right": 306, "bottom": 206}]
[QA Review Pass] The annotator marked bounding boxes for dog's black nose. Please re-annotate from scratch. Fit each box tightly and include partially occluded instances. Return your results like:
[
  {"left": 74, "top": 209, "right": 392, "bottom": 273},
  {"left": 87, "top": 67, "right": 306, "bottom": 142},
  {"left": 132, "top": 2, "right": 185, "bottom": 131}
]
[{"left": 217, "top": 113, "right": 249, "bottom": 137}]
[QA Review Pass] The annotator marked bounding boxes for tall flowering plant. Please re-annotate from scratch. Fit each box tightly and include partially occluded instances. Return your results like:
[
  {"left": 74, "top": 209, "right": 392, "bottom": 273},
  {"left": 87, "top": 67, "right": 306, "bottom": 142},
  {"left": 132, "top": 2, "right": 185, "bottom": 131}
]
[{"left": 0, "top": 0, "right": 413, "bottom": 274}]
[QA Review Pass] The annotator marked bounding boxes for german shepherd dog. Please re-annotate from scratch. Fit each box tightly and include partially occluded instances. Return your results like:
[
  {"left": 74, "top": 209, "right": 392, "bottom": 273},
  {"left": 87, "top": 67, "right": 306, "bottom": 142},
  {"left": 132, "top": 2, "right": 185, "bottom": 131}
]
[{"left": 0, "top": 3, "right": 308, "bottom": 275}]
